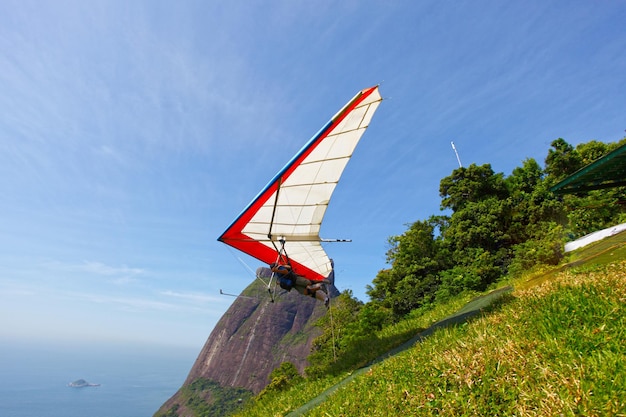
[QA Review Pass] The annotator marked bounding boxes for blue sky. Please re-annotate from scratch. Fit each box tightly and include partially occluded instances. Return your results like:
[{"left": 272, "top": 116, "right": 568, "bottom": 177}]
[{"left": 1, "top": 1, "right": 625, "bottom": 350}]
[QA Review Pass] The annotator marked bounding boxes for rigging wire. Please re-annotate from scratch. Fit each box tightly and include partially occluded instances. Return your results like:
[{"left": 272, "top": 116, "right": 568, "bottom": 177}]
[
  {"left": 223, "top": 247, "right": 283, "bottom": 303},
  {"left": 225, "top": 246, "right": 272, "bottom": 288}
]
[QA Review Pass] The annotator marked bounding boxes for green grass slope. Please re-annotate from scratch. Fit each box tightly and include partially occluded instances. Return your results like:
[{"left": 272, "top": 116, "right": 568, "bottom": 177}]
[{"left": 234, "top": 232, "right": 626, "bottom": 416}]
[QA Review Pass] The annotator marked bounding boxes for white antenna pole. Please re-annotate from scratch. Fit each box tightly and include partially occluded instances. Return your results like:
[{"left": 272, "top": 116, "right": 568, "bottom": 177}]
[{"left": 451, "top": 141, "right": 463, "bottom": 168}]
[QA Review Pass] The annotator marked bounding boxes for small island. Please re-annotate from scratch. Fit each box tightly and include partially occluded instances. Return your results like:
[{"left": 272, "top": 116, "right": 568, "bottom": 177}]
[{"left": 68, "top": 379, "right": 100, "bottom": 388}]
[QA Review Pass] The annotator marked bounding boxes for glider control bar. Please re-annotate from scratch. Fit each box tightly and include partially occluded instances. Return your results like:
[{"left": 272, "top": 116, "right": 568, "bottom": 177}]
[
  {"left": 219, "top": 289, "right": 258, "bottom": 300},
  {"left": 267, "top": 178, "right": 282, "bottom": 242}
]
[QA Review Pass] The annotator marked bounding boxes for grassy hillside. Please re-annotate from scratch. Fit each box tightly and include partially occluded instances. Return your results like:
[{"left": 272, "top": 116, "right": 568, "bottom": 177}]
[{"left": 233, "top": 233, "right": 626, "bottom": 416}]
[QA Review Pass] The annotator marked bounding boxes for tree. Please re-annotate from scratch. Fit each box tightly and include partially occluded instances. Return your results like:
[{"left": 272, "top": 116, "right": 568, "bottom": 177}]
[
  {"left": 443, "top": 197, "right": 512, "bottom": 254},
  {"left": 439, "top": 164, "right": 513, "bottom": 288},
  {"left": 367, "top": 217, "right": 448, "bottom": 318},
  {"left": 576, "top": 140, "right": 608, "bottom": 166},
  {"left": 507, "top": 222, "right": 564, "bottom": 277},
  {"left": 439, "top": 163, "right": 508, "bottom": 212},
  {"left": 506, "top": 158, "right": 564, "bottom": 244},
  {"left": 258, "top": 362, "right": 302, "bottom": 398},
  {"left": 306, "top": 290, "right": 363, "bottom": 377},
  {"left": 565, "top": 190, "right": 626, "bottom": 238},
  {"left": 506, "top": 158, "right": 544, "bottom": 195},
  {"left": 544, "top": 138, "right": 583, "bottom": 182},
  {"left": 549, "top": 138, "right": 626, "bottom": 238}
]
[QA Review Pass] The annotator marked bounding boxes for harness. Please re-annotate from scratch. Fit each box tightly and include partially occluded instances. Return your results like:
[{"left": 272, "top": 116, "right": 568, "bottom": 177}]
[
  {"left": 269, "top": 237, "right": 316, "bottom": 299},
  {"left": 276, "top": 266, "right": 296, "bottom": 291}
]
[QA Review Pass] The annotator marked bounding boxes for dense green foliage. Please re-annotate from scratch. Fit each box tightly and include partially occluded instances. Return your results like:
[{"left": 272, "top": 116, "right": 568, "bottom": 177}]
[
  {"left": 306, "top": 291, "right": 426, "bottom": 378},
  {"left": 367, "top": 138, "right": 626, "bottom": 318},
  {"left": 155, "top": 378, "right": 252, "bottom": 417},
  {"left": 257, "top": 362, "right": 303, "bottom": 399},
  {"left": 300, "top": 138, "right": 625, "bottom": 379}
]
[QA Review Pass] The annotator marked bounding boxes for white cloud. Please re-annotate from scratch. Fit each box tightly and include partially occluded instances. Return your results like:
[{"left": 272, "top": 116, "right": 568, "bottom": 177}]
[
  {"left": 44, "top": 260, "right": 145, "bottom": 278},
  {"left": 160, "top": 290, "right": 221, "bottom": 304},
  {"left": 68, "top": 291, "right": 181, "bottom": 312}
]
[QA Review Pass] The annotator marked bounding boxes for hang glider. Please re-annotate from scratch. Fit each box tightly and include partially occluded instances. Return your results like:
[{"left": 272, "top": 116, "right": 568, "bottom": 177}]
[{"left": 218, "top": 86, "right": 382, "bottom": 282}]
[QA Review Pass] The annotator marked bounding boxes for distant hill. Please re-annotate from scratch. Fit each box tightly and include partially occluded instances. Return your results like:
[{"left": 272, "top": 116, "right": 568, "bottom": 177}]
[{"left": 155, "top": 279, "right": 338, "bottom": 417}]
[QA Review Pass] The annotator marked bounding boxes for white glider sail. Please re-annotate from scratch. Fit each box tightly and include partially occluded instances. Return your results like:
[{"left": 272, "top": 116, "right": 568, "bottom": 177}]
[{"left": 218, "top": 86, "right": 382, "bottom": 281}]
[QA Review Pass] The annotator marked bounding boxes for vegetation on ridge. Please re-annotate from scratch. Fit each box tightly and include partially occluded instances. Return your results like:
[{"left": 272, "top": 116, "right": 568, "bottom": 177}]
[
  {"left": 163, "top": 137, "right": 626, "bottom": 416},
  {"left": 157, "top": 378, "right": 253, "bottom": 417},
  {"left": 304, "top": 261, "right": 626, "bottom": 416},
  {"left": 233, "top": 236, "right": 626, "bottom": 417},
  {"left": 304, "top": 137, "right": 626, "bottom": 378}
]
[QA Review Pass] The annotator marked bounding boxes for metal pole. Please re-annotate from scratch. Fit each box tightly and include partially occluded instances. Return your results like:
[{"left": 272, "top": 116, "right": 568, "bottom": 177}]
[{"left": 451, "top": 141, "right": 463, "bottom": 168}]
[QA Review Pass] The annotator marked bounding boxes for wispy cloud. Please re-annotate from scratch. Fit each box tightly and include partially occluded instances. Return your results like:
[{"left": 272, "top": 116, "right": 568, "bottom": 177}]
[
  {"left": 46, "top": 259, "right": 142, "bottom": 274},
  {"left": 60, "top": 289, "right": 227, "bottom": 316},
  {"left": 68, "top": 291, "right": 185, "bottom": 312},
  {"left": 43, "top": 260, "right": 146, "bottom": 285},
  {"left": 160, "top": 290, "right": 221, "bottom": 304}
]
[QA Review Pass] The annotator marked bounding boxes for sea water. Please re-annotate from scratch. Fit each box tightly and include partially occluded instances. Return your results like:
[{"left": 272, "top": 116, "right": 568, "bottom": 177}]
[{"left": 0, "top": 341, "right": 198, "bottom": 417}]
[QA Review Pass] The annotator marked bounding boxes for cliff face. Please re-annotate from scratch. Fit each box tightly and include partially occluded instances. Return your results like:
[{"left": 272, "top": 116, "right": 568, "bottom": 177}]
[{"left": 157, "top": 277, "right": 337, "bottom": 416}]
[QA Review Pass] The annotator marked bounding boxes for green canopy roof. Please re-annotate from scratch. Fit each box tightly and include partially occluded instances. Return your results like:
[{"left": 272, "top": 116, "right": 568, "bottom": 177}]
[{"left": 550, "top": 143, "right": 626, "bottom": 194}]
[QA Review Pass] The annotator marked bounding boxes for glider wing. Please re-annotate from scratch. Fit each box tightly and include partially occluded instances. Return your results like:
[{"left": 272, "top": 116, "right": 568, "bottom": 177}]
[{"left": 218, "top": 86, "right": 382, "bottom": 281}]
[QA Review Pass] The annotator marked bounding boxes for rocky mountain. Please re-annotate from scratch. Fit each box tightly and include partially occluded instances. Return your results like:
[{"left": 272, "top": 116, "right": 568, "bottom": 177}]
[{"left": 156, "top": 276, "right": 339, "bottom": 416}]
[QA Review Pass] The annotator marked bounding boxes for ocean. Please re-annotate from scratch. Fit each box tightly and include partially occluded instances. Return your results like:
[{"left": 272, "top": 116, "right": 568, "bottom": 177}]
[{"left": 0, "top": 341, "right": 198, "bottom": 417}]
